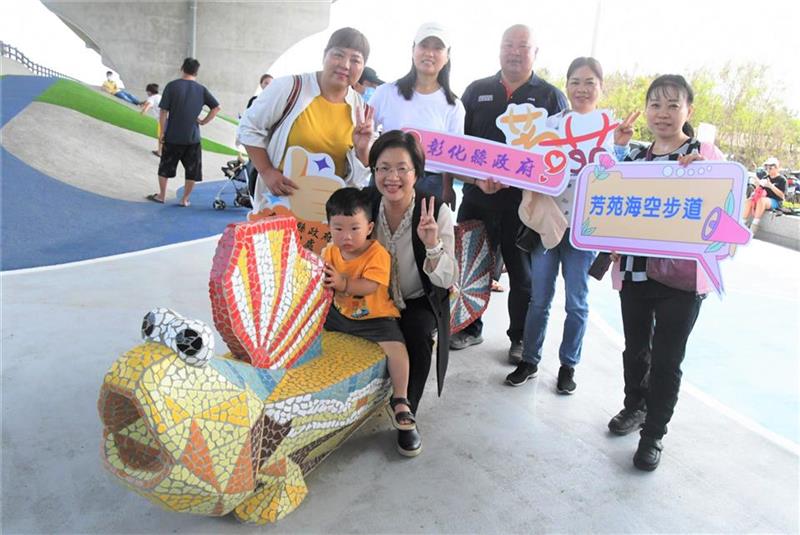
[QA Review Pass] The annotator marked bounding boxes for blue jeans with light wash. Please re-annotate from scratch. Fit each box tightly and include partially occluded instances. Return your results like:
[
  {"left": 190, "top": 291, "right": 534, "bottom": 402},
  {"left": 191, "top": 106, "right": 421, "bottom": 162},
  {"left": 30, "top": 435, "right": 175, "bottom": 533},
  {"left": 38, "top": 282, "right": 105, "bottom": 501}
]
[
  {"left": 521, "top": 230, "right": 596, "bottom": 367},
  {"left": 115, "top": 90, "right": 141, "bottom": 105}
]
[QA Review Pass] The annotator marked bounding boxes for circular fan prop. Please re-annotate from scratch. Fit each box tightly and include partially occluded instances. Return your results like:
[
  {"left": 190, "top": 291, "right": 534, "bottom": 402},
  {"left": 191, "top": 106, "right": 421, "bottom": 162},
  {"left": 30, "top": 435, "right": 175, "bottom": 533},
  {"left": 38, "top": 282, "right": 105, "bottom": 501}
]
[{"left": 450, "top": 220, "right": 493, "bottom": 335}]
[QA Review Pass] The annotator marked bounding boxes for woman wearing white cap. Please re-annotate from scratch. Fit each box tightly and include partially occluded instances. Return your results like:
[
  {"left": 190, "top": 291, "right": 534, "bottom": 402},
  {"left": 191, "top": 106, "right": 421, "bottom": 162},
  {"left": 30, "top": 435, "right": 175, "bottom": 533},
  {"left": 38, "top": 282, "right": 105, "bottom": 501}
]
[
  {"left": 368, "top": 22, "right": 465, "bottom": 208},
  {"left": 743, "top": 156, "right": 786, "bottom": 235}
]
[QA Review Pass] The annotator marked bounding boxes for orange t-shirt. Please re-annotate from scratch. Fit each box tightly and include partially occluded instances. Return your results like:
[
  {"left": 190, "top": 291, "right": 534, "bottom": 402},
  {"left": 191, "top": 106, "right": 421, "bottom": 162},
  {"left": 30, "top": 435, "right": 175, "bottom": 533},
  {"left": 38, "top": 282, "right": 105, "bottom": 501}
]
[{"left": 322, "top": 240, "right": 400, "bottom": 320}]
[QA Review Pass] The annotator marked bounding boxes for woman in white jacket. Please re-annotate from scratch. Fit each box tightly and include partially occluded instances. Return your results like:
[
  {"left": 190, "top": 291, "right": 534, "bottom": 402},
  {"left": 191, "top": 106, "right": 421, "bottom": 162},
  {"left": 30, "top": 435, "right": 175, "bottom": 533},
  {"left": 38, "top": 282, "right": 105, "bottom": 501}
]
[{"left": 237, "top": 27, "right": 375, "bottom": 213}]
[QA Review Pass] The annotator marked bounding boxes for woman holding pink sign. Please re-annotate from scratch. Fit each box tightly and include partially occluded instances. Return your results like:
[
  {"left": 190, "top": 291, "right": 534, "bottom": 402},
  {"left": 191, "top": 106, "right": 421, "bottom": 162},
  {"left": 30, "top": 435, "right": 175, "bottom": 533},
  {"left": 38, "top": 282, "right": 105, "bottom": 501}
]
[
  {"left": 507, "top": 57, "right": 634, "bottom": 394},
  {"left": 607, "top": 74, "right": 724, "bottom": 472},
  {"left": 364, "top": 130, "right": 458, "bottom": 456}
]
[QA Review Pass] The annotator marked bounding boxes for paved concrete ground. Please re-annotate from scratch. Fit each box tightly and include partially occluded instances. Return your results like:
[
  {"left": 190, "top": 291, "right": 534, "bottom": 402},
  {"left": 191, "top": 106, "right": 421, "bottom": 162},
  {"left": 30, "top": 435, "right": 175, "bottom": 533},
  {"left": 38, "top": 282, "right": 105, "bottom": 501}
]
[{"left": 1, "top": 237, "right": 797, "bottom": 534}]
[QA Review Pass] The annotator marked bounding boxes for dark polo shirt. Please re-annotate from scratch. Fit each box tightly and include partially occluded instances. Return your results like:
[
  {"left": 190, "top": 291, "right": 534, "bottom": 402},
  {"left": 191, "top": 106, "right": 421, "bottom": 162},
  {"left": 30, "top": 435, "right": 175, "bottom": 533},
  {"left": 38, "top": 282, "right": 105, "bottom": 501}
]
[
  {"left": 461, "top": 71, "right": 567, "bottom": 209},
  {"left": 160, "top": 78, "right": 219, "bottom": 145}
]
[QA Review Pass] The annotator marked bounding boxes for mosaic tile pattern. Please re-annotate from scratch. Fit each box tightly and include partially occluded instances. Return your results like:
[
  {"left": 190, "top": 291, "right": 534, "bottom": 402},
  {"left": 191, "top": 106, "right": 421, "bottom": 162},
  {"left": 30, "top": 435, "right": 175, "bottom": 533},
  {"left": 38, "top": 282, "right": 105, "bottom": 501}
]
[
  {"left": 99, "top": 333, "right": 389, "bottom": 523},
  {"left": 209, "top": 216, "right": 331, "bottom": 369},
  {"left": 248, "top": 205, "right": 331, "bottom": 256},
  {"left": 450, "top": 220, "right": 493, "bottom": 334},
  {"left": 141, "top": 308, "right": 215, "bottom": 367},
  {"left": 99, "top": 216, "right": 391, "bottom": 524}
]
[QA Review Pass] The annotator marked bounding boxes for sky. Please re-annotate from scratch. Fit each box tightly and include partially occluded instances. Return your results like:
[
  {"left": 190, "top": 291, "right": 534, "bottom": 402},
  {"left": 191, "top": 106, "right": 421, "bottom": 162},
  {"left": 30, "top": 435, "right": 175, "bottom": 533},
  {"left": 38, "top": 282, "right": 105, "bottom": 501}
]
[{"left": 1, "top": 0, "right": 798, "bottom": 112}]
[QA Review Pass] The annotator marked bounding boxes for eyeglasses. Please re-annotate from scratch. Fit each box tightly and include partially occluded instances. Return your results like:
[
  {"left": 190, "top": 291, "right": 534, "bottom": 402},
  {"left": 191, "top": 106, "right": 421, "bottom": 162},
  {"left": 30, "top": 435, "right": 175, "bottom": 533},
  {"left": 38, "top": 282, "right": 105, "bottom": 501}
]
[
  {"left": 765, "top": 164, "right": 777, "bottom": 169},
  {"left": 375, "top": 166, "right": 413, "bottom": 177}
]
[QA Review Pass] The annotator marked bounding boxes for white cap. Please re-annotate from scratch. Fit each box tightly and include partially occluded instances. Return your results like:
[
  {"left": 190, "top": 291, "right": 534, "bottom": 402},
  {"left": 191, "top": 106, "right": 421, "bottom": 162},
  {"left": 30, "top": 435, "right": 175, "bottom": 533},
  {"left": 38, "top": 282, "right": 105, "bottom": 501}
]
[
  {"left": 414, "top": 22, "right": 450, "bottom": 49},
  {"left": 764, "top": 157, "right": 779, "bottom": 166}
]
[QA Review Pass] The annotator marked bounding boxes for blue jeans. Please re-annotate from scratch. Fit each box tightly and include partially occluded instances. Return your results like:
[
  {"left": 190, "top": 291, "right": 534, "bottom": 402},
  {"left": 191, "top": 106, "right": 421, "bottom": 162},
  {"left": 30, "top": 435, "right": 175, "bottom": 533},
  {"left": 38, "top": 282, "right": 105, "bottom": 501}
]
[
  {"left": 115, "top": 90, "right": 141, "bottom": 105},
  {"left": 521, "top": 230, "right": 596, "bottom": 367}
]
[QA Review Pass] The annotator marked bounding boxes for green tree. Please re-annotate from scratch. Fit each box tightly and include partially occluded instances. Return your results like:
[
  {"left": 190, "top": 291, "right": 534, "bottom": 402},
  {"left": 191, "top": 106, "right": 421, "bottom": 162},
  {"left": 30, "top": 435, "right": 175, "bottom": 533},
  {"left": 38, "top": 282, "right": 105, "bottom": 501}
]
[{"left": 541, "top": 63, "right": 798, "bottom": 169}]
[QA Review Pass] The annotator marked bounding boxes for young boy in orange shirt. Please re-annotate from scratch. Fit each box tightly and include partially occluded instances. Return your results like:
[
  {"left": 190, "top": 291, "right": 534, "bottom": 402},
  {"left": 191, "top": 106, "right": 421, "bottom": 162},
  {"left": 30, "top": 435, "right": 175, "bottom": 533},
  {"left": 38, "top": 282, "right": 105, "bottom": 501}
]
[{"left": 322, "top": 188, "right": 418, "bottom": 456}]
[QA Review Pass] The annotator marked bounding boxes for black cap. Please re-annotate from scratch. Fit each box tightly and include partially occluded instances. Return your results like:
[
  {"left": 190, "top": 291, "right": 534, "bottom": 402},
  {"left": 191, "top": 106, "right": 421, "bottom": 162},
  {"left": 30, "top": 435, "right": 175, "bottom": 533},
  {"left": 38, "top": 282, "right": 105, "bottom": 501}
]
[{"left": 359, "top": 66, "right": 384, "bottom": 85}]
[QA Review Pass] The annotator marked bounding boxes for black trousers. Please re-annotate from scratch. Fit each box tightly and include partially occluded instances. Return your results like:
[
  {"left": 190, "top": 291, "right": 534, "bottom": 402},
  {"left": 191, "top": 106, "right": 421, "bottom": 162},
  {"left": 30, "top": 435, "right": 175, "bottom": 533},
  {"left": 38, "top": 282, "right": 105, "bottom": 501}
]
[
  {"left": 619, "top": 279, "right": 703, "bottom": 439},
  {"left": 457, "top": 200, "right": 531, "bottom": 343},
  {"left": 397, "top": 296, "right": 437, "bottom": 414}
]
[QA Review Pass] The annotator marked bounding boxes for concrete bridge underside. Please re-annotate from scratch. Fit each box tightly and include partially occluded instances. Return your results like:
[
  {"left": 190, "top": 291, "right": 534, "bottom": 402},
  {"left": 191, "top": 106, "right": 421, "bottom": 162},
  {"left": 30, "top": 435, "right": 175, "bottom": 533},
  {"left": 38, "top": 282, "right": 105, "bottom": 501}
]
[{"left": 42, "top": 0, "right": 332, "bottom": 115}]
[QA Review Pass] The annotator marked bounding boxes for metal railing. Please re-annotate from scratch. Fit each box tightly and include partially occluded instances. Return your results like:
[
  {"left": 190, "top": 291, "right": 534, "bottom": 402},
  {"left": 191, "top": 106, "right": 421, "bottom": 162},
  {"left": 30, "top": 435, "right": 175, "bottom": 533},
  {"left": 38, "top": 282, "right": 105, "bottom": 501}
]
[{"left": 1, "top": 41, "right": 76, "bottom": 80}]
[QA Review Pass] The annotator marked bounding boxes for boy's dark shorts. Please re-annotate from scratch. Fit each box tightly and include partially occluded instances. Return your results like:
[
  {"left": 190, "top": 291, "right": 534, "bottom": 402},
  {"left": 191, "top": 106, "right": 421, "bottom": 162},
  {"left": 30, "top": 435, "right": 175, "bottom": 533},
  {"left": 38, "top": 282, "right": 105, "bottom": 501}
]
[
  {"left": 324, "top": 305, "right": 405, "bottom": 343},
  {"left": 158, "top": 142, "right": 203, "bottom": 181}
]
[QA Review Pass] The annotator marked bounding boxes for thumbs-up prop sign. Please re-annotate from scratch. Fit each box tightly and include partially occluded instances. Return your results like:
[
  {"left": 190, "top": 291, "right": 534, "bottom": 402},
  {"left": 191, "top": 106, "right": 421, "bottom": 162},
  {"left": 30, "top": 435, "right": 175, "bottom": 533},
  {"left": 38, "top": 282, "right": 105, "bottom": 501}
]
[{"left": 248, "top": 147, "right": 345, "bottom": 254}]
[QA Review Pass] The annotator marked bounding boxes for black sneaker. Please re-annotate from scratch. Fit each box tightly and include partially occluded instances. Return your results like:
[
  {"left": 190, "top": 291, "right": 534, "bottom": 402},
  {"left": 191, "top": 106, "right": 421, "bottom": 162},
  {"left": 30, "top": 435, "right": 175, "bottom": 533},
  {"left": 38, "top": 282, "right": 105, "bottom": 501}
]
[
  {"left": 556, "top": 365, "right": 576, "bottom": 394},
  {"left": 505, "top": 361, "right": 538, "bottom": 386},
  {"left": 450, "top": 331, "right": 484, "bottom": 350},
  {"left": 607, "top": 408, "right": 647, "bottom": 436},
  {"left": 633, "top": 435, "right": 663, "bottom": 471}
]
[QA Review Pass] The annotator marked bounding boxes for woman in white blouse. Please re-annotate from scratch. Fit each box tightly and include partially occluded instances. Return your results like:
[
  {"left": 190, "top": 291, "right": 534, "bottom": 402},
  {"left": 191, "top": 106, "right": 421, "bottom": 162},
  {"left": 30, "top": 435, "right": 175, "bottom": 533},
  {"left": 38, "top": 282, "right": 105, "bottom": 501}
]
[
  {"left": 365, "top": 130, "right": 458, "bottom": 456},
  {"left": 368, "top": 22, "right": 465, "bottom": 207}
]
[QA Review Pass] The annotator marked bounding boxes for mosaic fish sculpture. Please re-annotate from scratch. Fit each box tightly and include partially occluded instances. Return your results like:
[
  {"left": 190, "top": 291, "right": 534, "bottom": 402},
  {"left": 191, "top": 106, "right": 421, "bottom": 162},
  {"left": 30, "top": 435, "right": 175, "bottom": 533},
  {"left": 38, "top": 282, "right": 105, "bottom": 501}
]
[
  {"left": 98, "top": 215, "right": 492, "bottom": 524},
  {"left": 98, "top": 217, "right": 391, "bottom": 524}
]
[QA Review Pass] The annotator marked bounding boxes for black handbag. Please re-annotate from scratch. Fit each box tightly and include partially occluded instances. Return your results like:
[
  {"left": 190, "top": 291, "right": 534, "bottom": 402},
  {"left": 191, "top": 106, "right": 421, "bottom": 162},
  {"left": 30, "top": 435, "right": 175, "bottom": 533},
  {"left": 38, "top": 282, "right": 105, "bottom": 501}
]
[{"left": 515, "top": 225, "right": 540, "bottom": 252}]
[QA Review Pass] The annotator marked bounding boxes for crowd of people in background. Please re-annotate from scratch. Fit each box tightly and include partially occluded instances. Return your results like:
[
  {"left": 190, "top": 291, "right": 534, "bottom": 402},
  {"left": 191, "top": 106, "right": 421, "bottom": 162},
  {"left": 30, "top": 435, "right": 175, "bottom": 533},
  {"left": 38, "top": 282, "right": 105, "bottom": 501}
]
[{"left": 109, "top": 21, "right": 745, "bottom": 471}]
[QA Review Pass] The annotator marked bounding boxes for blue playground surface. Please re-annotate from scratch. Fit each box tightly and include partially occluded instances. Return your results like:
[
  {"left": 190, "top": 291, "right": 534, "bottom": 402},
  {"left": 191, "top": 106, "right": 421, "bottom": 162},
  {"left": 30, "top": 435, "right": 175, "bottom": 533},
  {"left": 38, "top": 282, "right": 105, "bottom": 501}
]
[{"left": 0, "top": 76, "right": 247, "bottom": 270}]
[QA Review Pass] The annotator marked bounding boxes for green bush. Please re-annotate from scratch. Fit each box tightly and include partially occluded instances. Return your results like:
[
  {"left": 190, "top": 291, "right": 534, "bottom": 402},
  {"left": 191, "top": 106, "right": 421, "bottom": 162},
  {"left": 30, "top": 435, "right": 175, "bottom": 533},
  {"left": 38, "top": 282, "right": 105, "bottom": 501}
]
[{"left": 35, "top": 79, "right": 238, "bottom": 156}]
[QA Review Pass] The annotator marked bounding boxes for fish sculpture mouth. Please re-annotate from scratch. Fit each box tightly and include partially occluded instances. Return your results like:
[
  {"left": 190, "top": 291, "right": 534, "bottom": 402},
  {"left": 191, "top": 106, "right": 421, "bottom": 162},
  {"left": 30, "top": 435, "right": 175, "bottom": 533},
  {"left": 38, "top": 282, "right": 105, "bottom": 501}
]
[{"left": 99, "top": 384, "right": 173, "bottom": 488}]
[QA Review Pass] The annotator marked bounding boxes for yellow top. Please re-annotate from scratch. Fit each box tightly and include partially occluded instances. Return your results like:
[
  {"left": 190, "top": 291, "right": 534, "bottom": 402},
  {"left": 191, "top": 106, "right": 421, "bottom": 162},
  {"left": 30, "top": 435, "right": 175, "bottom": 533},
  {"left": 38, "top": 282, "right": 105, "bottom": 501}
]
[
  {"left": 322, "top": 241, "right": 400, "bottom": 320},
  {"left": 102, "top": 79, "right": 119, "bottom": 94},
  {"left": 284, "top": 96, "right": 353, "bottom": 178}
]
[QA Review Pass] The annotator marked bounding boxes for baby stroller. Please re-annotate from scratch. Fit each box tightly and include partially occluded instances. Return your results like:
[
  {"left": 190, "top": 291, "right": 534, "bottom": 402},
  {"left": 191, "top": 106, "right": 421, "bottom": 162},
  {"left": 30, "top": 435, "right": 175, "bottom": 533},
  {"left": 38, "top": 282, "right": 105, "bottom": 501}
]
[{"left": 212, "top": 158, "right": 254, "bottom": 210}]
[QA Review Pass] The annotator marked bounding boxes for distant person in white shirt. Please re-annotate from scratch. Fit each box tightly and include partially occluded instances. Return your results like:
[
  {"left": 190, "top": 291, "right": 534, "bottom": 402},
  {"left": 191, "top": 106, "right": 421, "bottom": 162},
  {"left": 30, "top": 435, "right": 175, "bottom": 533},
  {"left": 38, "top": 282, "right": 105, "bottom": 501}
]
[
  {"left": 368, "top": 22, "right": 465, "bottom": 208},
  {"left": 140, "top": 83, "right": 163, "bottom": 156}
]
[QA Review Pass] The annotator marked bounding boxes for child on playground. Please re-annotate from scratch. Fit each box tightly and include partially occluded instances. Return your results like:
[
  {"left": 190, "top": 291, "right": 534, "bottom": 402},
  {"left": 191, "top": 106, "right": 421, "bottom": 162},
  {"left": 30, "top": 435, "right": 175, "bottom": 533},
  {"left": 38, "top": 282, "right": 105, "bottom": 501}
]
[
  {"left": 321, "top": 187, "right": 418, "bottom": 456},
  {"left": 140, "top": 83, "right": 163, "bottom": 156}
]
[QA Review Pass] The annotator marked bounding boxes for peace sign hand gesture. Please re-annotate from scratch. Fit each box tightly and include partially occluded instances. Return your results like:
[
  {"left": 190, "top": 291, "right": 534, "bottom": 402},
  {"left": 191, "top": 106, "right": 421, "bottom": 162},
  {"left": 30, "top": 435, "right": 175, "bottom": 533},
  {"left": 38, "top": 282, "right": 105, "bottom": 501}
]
[
  {"left": 352, "top": 104, "right": 375, "bottom": 165},
  {"left": 614, "top": 111, "right": 640, "bottom": 147},
  {"left": 416, "top": 196, "right": 439, "bottom": 248}
]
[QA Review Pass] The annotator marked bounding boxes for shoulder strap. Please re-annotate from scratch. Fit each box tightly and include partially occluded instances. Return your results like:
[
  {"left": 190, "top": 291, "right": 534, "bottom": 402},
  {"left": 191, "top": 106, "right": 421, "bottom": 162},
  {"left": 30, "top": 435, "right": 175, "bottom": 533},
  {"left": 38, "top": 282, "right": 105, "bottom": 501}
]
[{"left": 268, "top": 74, "right": 302, "bottom": 139}]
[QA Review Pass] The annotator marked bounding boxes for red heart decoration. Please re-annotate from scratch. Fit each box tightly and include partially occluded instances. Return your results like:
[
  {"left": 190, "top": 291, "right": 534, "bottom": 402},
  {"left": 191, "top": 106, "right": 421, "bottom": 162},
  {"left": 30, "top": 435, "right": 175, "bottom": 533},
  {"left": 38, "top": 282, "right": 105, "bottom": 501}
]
[{"left": 544, "top": 150, "right": 567, "bottom": 174}]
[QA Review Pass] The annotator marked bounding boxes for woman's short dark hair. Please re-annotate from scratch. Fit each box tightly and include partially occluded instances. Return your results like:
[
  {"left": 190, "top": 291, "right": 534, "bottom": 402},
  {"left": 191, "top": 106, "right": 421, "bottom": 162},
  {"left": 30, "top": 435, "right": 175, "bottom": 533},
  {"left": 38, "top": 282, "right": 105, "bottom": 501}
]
[
  {"left": 566, "top": 56, "right": 604, "bottom": 83},
  {"left": 324, "top": 27, "right": 370, "bottom": 62},
  {"left": 646, "top": 74, "right": 695, "bottom": 138},
  {"left": 368, "top": 130, "right": 426, "bottom": 180},
  {"left": 145, "top": 83, "right": 159, "bottom": 94},
  {"left": 396, "top": 39, "right": 457, "bottom": 105},
  {"left": 181, "top": 58, "right": 200, "bottom": 76}
]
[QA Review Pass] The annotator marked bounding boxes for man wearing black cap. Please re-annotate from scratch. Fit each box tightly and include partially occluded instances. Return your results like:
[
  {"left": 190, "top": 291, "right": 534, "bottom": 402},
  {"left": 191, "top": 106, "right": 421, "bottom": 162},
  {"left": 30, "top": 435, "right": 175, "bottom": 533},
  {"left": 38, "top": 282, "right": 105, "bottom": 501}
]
[{"left": 353, "top": 66, "right": 384, "bottom": 102}]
